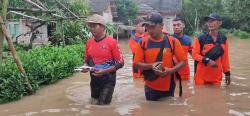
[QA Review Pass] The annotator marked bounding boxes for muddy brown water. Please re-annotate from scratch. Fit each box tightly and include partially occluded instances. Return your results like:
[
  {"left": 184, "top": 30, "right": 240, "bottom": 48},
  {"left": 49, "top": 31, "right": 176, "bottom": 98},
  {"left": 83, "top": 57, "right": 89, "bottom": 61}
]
[{"left": 0, "top": 38, "right": 250, "bottom": 116}]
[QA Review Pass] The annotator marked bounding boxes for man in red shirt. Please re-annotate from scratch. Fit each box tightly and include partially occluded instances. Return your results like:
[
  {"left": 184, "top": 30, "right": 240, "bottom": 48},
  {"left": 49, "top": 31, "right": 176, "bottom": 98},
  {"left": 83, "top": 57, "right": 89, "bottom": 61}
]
[
  {"left": 134, "top": 13, "right": 186, "bottom": 101},
  {"left": 82, "top": 14, "right": 124, "bottom": 105}
]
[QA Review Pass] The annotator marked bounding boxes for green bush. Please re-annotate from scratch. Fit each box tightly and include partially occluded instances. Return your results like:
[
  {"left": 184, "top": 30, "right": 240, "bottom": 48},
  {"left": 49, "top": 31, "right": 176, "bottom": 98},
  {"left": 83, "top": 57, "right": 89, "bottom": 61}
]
[
  {"left": 106, "top": 23, "right": 117, "bottom": 35},
  {"left": 220, "top": 28, "right": 232, "bottom": 35},
  {"left": 233, "top": 30, "right": 250, "bottom": 39},
  {"left": 0, "top": 44, "right": 85, "bottom": 103},
  {"left": 3, "top": 43, "right": 8, "bottom": 52}
]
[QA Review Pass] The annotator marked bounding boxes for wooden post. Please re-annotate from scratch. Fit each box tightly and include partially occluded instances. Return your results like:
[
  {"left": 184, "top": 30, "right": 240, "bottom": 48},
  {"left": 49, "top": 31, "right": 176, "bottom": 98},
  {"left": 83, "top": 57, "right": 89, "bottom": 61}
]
[
  {"left": 61, "top": 20, "right": 65, "bottom": 47},
  {"left": 0, "top": 0, "right": 9, "bottom": 64},
  {"left": 0, "top": 16, "right": 33, "bottom": 94}
]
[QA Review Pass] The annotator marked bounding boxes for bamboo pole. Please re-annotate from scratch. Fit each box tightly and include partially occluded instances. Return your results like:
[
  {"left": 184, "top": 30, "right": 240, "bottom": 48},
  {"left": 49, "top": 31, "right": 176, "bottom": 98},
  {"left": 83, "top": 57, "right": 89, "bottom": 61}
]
[
  {"left": 0, "top": 0, "right": 9, "bottom": 64},
  {"left": 24, "top": 0, "right": 46, "bottom": 11},
  {"left": 0, "top": 16, "right": 33, "bottom": 94}
]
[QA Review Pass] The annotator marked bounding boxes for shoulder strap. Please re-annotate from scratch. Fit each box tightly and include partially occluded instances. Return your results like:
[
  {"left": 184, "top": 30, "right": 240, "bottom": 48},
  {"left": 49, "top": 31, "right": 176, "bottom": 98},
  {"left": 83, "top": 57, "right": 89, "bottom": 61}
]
[
  {"left": 165, "top": 35, "right": 182, "bottom": 97},
  {"left": 156, "top": 38, "right": 166, "bottom": 61},
  {"left": 141, "top": 37, "right": 166, "bottom": 62},
  {"left": 198, "top": 34, "right": 208, "bottom": 55}
]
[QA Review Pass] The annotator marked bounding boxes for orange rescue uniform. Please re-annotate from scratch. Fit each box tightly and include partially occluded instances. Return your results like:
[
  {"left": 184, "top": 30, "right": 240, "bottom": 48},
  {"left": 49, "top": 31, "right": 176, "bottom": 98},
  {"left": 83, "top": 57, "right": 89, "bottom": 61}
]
[
  {"left": 173, "top": 34, "right": 192, "bottom": 80},
  {"left": 134, "top": 34, "right": 186, "bottom": 91},
  {"left": 129, "top": 32, "right": 144, "bottom": 78},
  {"left": 192, "top": 33, "right": 230, "bottom": 85}
]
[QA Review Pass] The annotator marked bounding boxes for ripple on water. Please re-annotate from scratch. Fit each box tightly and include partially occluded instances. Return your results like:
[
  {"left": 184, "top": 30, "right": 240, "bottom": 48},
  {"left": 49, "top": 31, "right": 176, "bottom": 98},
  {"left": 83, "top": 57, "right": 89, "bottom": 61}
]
[
  {"left": 115, "top": 104, "right": 140, "bottom": 116},
  {"left": 25, "top": 112, "right": 38, "bottom": 116},
  {"left": 233, "top": 75, "right": 247, "bottom": 80},
  {"left": 229, "top": 109, "right": 245, "bottom": 116},
  {"left": 41, "top": 109, "right": 63, "bottom": 113},
  {"left": 230, "top": 92, "right": 248, "bottom": 97},
  {"left": 244, "top": 112, "right": 250, "bottom": 116}
]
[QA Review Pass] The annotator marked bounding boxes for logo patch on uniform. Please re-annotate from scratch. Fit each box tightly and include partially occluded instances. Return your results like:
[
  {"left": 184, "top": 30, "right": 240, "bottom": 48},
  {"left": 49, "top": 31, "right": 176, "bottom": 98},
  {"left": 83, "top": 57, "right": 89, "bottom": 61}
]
[{"left": 102, "top": 45, "right": 107, "bottom": 49}]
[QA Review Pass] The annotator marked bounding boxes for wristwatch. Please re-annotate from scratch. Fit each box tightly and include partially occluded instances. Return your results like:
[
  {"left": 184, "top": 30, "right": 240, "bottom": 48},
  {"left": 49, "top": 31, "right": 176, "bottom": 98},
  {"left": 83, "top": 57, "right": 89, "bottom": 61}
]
[
  {"left": 205, "top": 58, "right": 210, "bottom": 62},
  {"left": 202, "top": 57, "right": 210, "bottom": 65}
]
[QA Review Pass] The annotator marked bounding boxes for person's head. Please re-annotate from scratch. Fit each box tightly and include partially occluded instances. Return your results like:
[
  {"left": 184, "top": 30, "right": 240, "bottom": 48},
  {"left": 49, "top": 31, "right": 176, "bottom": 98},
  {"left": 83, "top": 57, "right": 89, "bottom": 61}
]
[
  {"left": 172, "top": 17, "right": 185, "bottom": 35},
  {"left": 204, "top": 13, "right": 222, "bottom": 31},
  {"left": 143, "top": 13, "right": 164, "bottom": 38},
  {"left": 86, "top": 14, "right": 106, "bottom": 38},
  {"left": 134, "top": 17, "right": 145, "bottom": 34}
]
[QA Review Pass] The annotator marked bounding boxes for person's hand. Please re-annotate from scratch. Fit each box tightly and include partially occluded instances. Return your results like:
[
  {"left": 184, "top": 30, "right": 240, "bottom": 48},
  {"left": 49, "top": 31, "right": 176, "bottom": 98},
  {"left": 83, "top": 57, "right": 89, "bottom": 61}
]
[
  {"left": 225, "top": 75, "right": 231, "bottom": 85},
  {"left": 152, "top": 62, "right": 165, "bottom": 76},
  {"left": 162, "top": 67, "right": 175, "bottom": 76},
  {"left": 208, "top": 60, "right": 218, "bottom": 68},
  {"left": 92, "top": 68, "right": 108, "bottom": 77}
]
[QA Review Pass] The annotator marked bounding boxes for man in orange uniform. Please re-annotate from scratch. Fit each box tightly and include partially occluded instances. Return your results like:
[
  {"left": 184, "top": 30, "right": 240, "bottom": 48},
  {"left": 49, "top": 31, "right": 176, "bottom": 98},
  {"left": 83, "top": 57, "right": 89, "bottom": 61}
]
[
  {"left": 129, "top": 18, "right": 145, "bottom": 79},
  {"left": 134, "top": 13, "right": 186, "bottom": 101},
  {"left": 192, "top": 13, "right": 231, "bottom": 86},
  {"left": 172, "top": 17, "right": 192, "bottom": 80}
]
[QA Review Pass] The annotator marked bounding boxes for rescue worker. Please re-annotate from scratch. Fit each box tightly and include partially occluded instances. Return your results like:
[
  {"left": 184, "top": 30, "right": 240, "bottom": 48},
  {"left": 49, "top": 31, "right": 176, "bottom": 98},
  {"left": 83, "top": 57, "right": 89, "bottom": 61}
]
[
  {"left": 128, "top": 18, "right": 145, "bottom": 79},
  {"left": 134, "top": 13, "right": 186, "bottom": 101},
  {"left": 172, "top": 17, "right": 192, "bottom": 80},
  {"left": 192, "top": 13, "right": 231, "bottom": 86},
  {"left": 82, "top": 14, "right": 124, "bottom": 105}
]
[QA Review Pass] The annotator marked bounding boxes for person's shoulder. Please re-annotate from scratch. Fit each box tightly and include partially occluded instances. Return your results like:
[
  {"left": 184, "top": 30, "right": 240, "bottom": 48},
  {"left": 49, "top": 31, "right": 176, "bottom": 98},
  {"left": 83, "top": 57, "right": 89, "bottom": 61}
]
[
  {"left": 183, "top": 34, "right": 192, "bottom": 42},
  {"left": 105, "top": 35, "right": 117, "bottom": 42},
  {"left": 164, "top": 33, "right": 175, "bottom": 40},
  {"left": 86, "top": 37, "right": 94, "bottom": 43},
  {"left": 197, "top": 33, "right": 208, "bottom": 41}
]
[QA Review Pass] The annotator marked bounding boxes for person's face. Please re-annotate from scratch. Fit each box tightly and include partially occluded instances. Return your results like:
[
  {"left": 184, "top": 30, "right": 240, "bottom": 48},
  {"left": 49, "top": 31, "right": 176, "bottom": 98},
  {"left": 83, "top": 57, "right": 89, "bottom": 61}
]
[
  {"left": 173, "top": 20, "right": 185, "bottom": 34},
  {"left": 145, "top": 23, "right": 163, "bottom": 38},
  {"left": 135, "top": 22, "right": 145, "bottom": 34},
  {"left": 87, "top": 23, "right": 105, "bottom": 36},
  {"left": 206, "top": 19, "right": 222, "bottom": 31}
]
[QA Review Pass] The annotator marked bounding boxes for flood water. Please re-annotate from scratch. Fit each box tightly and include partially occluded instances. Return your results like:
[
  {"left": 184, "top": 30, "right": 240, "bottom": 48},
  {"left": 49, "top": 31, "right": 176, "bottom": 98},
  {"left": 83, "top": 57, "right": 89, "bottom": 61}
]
[{"left": 0, "top": 37, "right": 250, "bottom": 116}]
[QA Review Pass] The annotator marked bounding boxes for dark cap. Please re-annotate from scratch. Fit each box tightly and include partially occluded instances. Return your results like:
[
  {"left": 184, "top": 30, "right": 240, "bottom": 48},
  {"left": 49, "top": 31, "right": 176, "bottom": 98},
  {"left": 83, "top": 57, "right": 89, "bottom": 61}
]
[
  {"left": 204, "top": 13, "right": 222, "bottom": 21},
  {"left": 143, "top": 13, "right": 163, "bottom": 26}
]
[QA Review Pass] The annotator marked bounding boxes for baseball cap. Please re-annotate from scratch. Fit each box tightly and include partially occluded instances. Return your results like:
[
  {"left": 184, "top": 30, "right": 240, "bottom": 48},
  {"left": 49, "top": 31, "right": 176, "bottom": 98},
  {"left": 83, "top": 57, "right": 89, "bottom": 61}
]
[
  {"left": 204, "top": 13, "right": 222, "bottom": 21},
  {"left": 142, "top": 13, "right": 163, "bottom": 26}
]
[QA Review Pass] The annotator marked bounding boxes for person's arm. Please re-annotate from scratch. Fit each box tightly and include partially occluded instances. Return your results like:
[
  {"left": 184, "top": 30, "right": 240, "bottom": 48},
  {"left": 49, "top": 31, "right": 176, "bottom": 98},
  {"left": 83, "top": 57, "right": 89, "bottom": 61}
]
[
  {"left": 133, "top": 40, "right": 152, "bottom": 70},
  {"left": 221, "top": 39, "right": 231, "bottom": 85},
  {"left": 163, "top": 39, "right": 186, "bottom": 75},
  {"left": 192, "top": 37, "right": 204, "bottom": 62},
  {"left": 81, "top": 40, "right": 90, "bottom": 73},
  {"left": 192, "top": 37, "right": 217, "bottom": 67}
]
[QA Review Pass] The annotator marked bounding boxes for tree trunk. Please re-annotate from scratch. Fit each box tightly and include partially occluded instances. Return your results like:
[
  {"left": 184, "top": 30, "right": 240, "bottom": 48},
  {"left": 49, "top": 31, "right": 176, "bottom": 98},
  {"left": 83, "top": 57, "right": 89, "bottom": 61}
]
[
  {"left": 0, "top": 0, "right": 9, "bottom": 64},
  {"left": 0, "top": 16, "right": 33, "bottom": 94}
]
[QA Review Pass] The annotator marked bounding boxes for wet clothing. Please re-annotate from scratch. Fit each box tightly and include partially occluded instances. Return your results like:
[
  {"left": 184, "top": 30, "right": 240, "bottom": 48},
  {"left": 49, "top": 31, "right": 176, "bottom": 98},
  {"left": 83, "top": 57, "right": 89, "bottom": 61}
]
[
  {"left": 173, "top": 34, "right": 192, "bottom": 80},
  {"left": 129, "top": 32, "right": 144, "bottom": 78},
  {"left": 90, "top": 73, "right": 116, "bottom": 105},
  {"left": 85, "top": 35, "right": 124, "bottom": 67},
  {"left": 192, "top": 32, "right": 230, "bottom": 85},
  {"left": 134, "top": 33, "right": 186, "bottom": 99},
  {"left": 84, "top": 35, "right": 124, "bottom": 104}
]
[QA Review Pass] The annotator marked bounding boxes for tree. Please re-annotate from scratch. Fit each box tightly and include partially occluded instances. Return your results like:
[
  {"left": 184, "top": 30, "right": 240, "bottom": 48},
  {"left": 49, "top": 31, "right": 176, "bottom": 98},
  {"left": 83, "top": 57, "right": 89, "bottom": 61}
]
[
  {"left": 222, "top": 0, "right": 250, "bottom": 32},
  {"left": 116, "top": 0, "right": 138, "bottom": 25},
  {"left": 182, "top": 0, "right": 224, "bottom": 34}
]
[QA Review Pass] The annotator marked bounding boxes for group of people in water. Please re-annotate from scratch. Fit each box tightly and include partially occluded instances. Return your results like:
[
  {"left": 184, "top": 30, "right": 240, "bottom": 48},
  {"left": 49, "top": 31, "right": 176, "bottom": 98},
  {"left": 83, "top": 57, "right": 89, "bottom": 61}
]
[{"left": 81, "top": 12, "right": 231, "bottom": 105}]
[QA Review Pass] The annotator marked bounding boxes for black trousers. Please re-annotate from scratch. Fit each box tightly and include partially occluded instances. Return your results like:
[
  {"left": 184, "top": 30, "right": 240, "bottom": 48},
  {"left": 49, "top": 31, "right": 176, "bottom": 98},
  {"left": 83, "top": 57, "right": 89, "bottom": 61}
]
[{"left": 90, "top": 73, "right": 116, "bottom": 105}]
